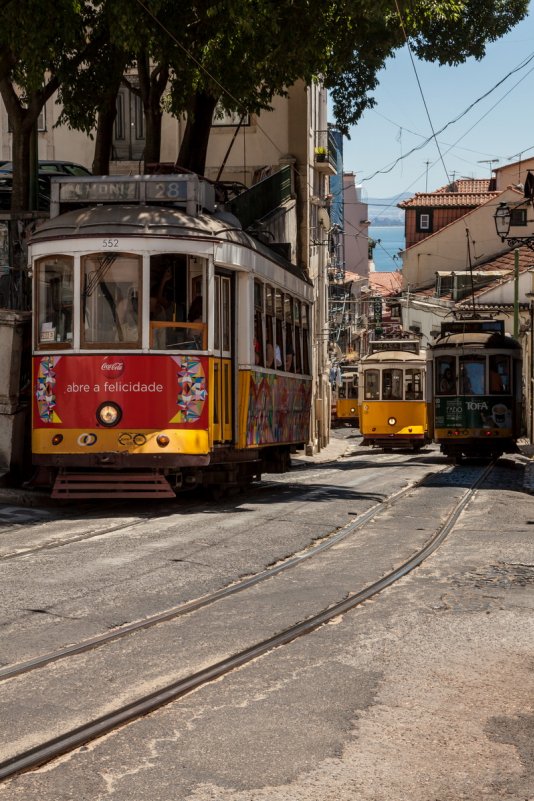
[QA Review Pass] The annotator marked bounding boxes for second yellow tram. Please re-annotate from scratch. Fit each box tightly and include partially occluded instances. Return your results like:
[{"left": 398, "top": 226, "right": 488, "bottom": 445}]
[{"left": 358, "top": 347, "right": 430, "bottom": 451}]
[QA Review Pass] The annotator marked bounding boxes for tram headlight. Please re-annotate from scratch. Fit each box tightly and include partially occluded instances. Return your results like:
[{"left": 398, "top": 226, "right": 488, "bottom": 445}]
[
  {"left": 350, "top": 407, "right": 356, "bottom": 413},
  {"left": 52, "top": 434, "right": 63, "bottom": 446},
  {"left": 97, "top": 402, "right": 122, "bottom": 427},
  {"left": 157, "top": 434, "right": 170, "bottom": 447},
  {"left": 388, "top": 417, "right": 396, "bottom": 426}
]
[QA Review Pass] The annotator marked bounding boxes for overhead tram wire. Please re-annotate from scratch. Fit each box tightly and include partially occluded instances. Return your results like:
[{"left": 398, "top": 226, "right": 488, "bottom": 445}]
[
  {"left": 393, "top": 0, "right": 451, "bottom": 184},
  {"left": 361, "top": 48, "right": 534, "bottom": 184}
]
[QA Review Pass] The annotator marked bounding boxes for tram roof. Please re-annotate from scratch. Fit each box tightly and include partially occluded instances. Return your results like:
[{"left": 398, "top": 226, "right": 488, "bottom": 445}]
[
  {"left": 360, "top": 350, "right": 426, "bottom": 364},
  {"left": 29, "top": 204, "right": 311, "bottom": 284},
  {"left": 431, "top": 331, "right": 521, "bottom": 350}
]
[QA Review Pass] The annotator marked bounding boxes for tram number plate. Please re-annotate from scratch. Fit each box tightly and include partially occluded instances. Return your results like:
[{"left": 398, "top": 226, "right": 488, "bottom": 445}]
[{"left": 102, "top": 238, "right": 119, "bottom": 248}]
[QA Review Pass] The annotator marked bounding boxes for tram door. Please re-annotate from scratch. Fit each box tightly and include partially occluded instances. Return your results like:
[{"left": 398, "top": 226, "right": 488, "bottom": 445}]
[{"left": 212, "top": 274, "right": 233, "bottom": 443}]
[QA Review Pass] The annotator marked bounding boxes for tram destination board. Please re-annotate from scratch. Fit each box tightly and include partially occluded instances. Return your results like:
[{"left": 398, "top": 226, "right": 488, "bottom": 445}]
[{"left": 50, "top": 175, "right": 215, "bottom": 215}]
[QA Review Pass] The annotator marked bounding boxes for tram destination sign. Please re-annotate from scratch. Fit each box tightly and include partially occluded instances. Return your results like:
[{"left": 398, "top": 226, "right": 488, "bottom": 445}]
[{"left": 51, "top": 175, "right": 215, "bottom": 216}]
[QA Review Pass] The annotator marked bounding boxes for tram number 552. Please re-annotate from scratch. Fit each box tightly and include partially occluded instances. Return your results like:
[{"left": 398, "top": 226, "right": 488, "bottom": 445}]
[{"left": 102, "top": 238, "right": 119, "bottom": 248}]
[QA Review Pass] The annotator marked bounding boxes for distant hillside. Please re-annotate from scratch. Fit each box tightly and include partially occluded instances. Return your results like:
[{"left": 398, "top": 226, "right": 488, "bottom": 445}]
[{"left": 368, "top": 194, "right": 410, "bottom": 226}]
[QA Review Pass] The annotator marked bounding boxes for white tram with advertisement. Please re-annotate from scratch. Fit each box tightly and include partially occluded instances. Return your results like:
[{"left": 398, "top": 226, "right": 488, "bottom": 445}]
[{"left": 31, "top": 174, "right": 313, "bottom": 498}]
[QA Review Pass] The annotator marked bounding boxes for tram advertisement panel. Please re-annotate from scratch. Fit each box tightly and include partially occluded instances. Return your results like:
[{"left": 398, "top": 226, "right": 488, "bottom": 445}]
[
  {"left": 435, "top": 396, "right": 512, "bottom": 431},
  {"left": 33, "top": 354, "right": 209, "bottom": 428}
]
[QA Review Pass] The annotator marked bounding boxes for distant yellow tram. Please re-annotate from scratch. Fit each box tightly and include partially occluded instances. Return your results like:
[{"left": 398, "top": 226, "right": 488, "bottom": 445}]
[
  {"left": 331, "top": 363, "right": 359, "bottom": 427},
  {"left": 358, "top": 344, "right": 429, "bottom": 451}
]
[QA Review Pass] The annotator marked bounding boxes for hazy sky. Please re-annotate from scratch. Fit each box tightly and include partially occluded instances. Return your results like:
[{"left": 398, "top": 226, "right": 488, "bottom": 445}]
[{"left": 342, "top": 5, "right": 534, "bottom": 204}]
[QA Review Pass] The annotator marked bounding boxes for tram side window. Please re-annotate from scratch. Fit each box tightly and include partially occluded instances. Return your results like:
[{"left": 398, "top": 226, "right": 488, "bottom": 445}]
[
  {"left": 382, "top": 368, "right": 402, "bottom": 400},
  {"left": 364, "top": 370, "right": 379, "bottom": 400},
  {"left": 275, "top": 289, "right": 284, "bottom": 370},
  {"left": 460, "top": 357, "right": 485, "bottom": 395},
  {"left": 284, "top": 294, "right": 294, "bottom": 371},
  {"left": 294, "top": 299, "right": 302, "bottom": 373},
  {"left": 405, "top": 368, "right": 423, "bottom": 400},
  {"left": 436, "top": 357, "right": 456, "bottom": 394},
  {"left": 254, "top": 280, "right": 264, "bottom": 367},
  {"left": 265, "top": 285, "right": 278, "bottom": 368},
  {"left": 302, "top": 303, "right": 310, "bottom": 374},
  {"left": 489, "top": 355, "right": 510, "bottom": 394},
  {"left": 82, "top": 253, "right": 141, "bottom": 346},
  {"left": 36, "top": 256, "right": 74, "bottom": 347}
]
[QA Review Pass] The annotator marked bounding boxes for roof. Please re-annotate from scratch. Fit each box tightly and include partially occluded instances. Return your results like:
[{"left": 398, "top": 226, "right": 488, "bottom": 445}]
[
  {"left": 398, "top": 182, "right": 499, "bottom": 209},
  {"left": 29, "top": 204, "right": 311, "bottom": 283},
  {"left": 405, "top": 244, "right": 534, "bottom": 304},
  {"left": 360, "top": 350, "right": 426, "bottom": 364},
  {"left": 434, "top": 179, "right": 493, "bottom": 194},
  {"left": 431, "top": 331, "right": 521, "bottom": 350},
  {"left": 368, "top": 271, "right": 403, "bottom": 296}
]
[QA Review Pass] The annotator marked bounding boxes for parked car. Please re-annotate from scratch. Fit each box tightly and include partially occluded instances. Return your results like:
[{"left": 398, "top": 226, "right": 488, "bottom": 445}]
[
  {"left": 0, "top": 160, "right": 91, "bottom": 177},
  {"left": 0, "top": 173, "right": 58, "bottom": 211}
]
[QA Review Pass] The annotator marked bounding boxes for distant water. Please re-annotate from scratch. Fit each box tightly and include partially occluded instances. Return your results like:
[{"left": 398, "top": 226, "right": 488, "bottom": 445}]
[{"left": 369, "top": 225, "right": 404, "bottom": 272}]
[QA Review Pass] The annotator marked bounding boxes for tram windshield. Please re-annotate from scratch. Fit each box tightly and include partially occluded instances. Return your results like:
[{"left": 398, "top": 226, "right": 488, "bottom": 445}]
[
  {"left": 82, "top": 253, "right": 141, "bottom": 346},
  {"left": 404, "top": 368, "right": 423, "bottom": 400},
  {"left": 489, "top": 355, "right": 511, "bottom": 393},
  {"left": 36, "top": 256, "right": 74, "bottom": 347},
  {"left": 436, "top": 357, "right": 456, "bottom": 395},
  {"left": 364, "top": 370, "right": 380, "bottom": 400},
  {"left": 459, "top": 357, "right": 485, "bottom": 395},
  {"left": 382, "top": 368, "right": 403, "bottom": 400}
]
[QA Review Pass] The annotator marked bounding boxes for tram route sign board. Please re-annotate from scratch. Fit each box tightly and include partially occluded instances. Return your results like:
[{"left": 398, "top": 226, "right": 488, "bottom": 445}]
[{"left": 50, "top": 175, "right": 216, "bottom": 217}]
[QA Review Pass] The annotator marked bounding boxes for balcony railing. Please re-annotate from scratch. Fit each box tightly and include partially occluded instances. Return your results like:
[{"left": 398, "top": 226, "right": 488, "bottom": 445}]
[
  {"left": 228, "top": 165, "right": 293, "bottom": 230},
  {"left": 314, "top": 130, "right": 337, "bottom": 174}
]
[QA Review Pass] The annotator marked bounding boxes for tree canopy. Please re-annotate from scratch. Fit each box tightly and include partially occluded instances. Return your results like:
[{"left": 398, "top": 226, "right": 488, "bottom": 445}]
[{"left": 0, "top": 0, "right": 529, "bottom": 207}]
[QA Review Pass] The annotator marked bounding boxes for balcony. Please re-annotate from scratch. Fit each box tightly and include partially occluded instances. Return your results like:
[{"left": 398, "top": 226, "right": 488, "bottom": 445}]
[{"left": 314, "top": 130, "right": 337, "bottom": 175}]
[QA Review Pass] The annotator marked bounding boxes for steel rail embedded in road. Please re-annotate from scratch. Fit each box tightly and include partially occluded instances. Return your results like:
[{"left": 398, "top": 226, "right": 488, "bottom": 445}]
[
  {"left": 0, "top": 460, "right": 493, "bottom": 782},
  {"left": 0, "top": 468, "right": 442, "bottom": 682}
]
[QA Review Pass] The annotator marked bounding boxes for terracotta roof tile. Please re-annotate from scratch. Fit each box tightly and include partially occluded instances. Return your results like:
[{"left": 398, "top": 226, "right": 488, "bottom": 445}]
[
  {"left": 434, "top": 179, "right": 492, "bottom": 193},
  {"left": 369, "top": 271, "right": 403, "bottom": 296},
  {"left": 398, "top": 190, "right": 499, "bottom": 209}
]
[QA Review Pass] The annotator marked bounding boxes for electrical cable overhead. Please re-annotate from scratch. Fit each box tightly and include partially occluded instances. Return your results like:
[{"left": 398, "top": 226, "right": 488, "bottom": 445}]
[{"left": 362, "top": 48, "right": 534, "bottom": 184}]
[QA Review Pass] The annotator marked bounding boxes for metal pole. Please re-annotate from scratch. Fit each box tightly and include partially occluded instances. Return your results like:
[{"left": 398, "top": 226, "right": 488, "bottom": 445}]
[
  {"left": 530, "top": 298, "right": 534, "bottom": 443},
  {"left": 514, "top": 248, "right": 520, "bottom": 339}
]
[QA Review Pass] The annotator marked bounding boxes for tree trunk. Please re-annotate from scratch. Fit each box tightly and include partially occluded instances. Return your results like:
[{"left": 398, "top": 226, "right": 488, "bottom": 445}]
[
  {"left": 177, "top": 91, "right": 218, "bottom": 176},
  {"left": 8, "top": 117, "right": 32, "bottom": 212},
  {"left": 92, "top": 63, "right": 124, "bottom": 175},
  {"left": 137, "top": 56, "right": 168, "bottom": 169},
  {"left": 92, "top": 95, "right": 118, "bottom": 175}
]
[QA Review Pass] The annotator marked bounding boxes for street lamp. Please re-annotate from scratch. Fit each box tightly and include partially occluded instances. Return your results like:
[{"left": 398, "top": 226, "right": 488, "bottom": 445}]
[{"left": 493, "top": 200, "right": 534, "bottom": 250}]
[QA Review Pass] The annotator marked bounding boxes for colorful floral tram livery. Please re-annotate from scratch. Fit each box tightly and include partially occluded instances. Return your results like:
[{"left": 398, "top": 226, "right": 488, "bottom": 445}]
[{"left": 32, "top": 175, "right": 313, "bottom": 498}]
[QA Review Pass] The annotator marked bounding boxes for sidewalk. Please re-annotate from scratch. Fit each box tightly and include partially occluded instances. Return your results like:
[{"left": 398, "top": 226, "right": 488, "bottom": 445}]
[{"left": 517, "top": 439, "right": 534, "bottom": 493}]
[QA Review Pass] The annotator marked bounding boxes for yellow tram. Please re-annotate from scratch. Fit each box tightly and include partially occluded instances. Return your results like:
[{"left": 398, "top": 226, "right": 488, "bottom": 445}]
[
  {"left": 331, "top": 362, "right": 359, "bottom": 427},
  {"left": 358, "top": 343, "right": 429, "bottom": 451}
]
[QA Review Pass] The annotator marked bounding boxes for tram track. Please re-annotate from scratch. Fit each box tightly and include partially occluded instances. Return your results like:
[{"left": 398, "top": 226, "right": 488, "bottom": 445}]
[
  {"left": 0, "top": 450, "right": 431, "bottom": 561},
  {"left": 0, "top": 459, "right": 494, "bottom": 782},
  {"left": 0, "top": 463, "right": 444, "bottom": 681}
]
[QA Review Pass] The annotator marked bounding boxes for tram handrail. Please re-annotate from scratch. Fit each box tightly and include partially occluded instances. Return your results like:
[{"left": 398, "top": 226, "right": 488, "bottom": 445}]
[{"left": 150, "top": 321, "right": 207, "bottom": 350}]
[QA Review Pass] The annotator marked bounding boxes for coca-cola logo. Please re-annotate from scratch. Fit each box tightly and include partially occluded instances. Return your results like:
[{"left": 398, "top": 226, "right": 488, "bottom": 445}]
[{"left": 101, "top": 358, "right": 125, "bottom": 377}]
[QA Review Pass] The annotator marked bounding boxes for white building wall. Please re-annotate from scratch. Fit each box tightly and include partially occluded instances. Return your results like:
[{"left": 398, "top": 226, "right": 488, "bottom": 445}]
[
  {"left": 343, "top": 173, "right": 368, "bottom": 278},
  {"left": 402, "top": 187, "right": 528, "bottom": 288}
]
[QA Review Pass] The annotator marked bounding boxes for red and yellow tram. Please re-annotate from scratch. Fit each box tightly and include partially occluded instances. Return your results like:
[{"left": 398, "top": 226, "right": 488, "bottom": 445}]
[{"left": 31, "top": 174, "right": 313, "bottom": 498}]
